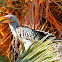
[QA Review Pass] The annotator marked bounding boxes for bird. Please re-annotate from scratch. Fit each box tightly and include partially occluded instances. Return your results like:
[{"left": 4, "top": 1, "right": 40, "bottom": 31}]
[{"left": 0, "top": 14, "right": 54, "bottom": 50}]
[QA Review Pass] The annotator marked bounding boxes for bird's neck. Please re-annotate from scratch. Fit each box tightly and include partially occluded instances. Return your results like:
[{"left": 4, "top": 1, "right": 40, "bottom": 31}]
[{"left": 9, "top": 24, "right": 19, "bottom": 38}]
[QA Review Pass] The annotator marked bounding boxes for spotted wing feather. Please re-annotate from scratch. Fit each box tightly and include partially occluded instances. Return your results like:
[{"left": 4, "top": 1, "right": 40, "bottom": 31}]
[{"left": 16, "top": 26, "right": 49, "bottom": 42}]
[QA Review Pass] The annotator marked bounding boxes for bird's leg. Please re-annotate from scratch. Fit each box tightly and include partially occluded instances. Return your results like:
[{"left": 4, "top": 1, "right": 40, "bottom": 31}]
[
  {"left": 12, "top": 37, "right": 19, "bottom": 61},
  {"left": 13, "top": 37, "right": 19, "bottom": 53}
]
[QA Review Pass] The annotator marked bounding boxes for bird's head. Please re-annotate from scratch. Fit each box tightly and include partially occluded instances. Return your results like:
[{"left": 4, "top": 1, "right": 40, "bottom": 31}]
[{"left": 0, "top": 14, "right": 20, "bottom": 28}]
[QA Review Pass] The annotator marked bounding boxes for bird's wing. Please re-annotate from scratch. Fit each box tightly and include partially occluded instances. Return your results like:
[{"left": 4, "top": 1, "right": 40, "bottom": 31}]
[{"left": 16, "top": 26, "right": 51, "bottom": 42}]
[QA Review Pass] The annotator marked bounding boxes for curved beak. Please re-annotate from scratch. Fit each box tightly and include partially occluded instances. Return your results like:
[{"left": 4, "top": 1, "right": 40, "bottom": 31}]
[{"left": 0, "top": 16, "right": 10, "bottom": 24}]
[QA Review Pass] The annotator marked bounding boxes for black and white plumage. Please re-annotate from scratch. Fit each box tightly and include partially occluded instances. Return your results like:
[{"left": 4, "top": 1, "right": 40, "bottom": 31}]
[{"left": 0, "top": 15, "right": 53, "bottom": 50}]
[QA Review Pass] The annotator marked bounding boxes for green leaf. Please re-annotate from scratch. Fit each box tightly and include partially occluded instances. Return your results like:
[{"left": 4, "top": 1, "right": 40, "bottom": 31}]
[
  {"left": 0, "top": 1, "right": 6, "bottom": 4},
  {"left": 44, "top": 0, "right": 46, "bottom": 1},
  {"left": 19, "top": 38, "right": 55, "bottom": 62},
  {"left": 0, "top": 54, "right": 8, "bottom": 62},
  {"left": 25, "top": 34, "right": 51, "bottom": 55},
  {"left": 0, "top": 4, "right": 3, "bottom": 6}
]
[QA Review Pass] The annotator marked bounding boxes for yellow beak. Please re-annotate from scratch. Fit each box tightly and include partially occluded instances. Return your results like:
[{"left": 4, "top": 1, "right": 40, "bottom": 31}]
[{"left": 0, "top": 16, "right": 10, "bottom": 24}]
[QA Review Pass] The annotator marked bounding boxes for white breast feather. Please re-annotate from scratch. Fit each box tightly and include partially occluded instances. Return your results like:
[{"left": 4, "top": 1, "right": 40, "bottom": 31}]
[{"left": 9, "top": 24, "right": 17, "bottom": 38}]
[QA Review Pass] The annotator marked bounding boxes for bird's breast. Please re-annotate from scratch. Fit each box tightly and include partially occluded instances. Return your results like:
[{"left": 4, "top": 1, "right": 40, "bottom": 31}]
[{"left": 16, "top": 27, "right": 39, "bottom": 42}]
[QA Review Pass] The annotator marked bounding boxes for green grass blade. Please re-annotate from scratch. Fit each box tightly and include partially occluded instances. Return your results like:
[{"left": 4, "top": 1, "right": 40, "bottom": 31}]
[
  {"left": 25, "top": 34, "right": 51, "bottom": 55},
  {"left": 20, "top": 37, "right": 55, "bottom": 62},
  {"left": 0, "top": 54, "right": 8, "bottom": 62},
  {"left": 0, "top": 1, "right": 6, "bottom": 4},
  {"left": 28, "top": 44, "right": 53, "bottom": 62},
  {"left": 41, "top": 23, "right": 46, "bottom": 31}
]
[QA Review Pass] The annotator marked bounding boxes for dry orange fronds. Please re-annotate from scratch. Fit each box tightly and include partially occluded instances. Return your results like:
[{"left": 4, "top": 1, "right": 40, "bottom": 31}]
[
  {"left": 24, "top": 4, "right": 27, "bottom": 7},
  {"left": 0, "top": 45, "right": 9, "bottom": 48},
  {"left": 20, "top": 1, "right": 22, "bottom": 3},
  {"left": 0, "top": 31, "right": 11, "bottom": 44},
  {"left": 0, "top": 33, "right": 12, "bottom": 45},
  {"left": 23, "top": 9, "right": 26, "bottom": 13},
  {"left": 7, "top": 47, "right": 11, "bottom": 58},
  {"left": 7, "top": 0, "right": 12, "bottom": 4},
  {"left": 39, "top": 0, "right": 44, "bottom": 4},
  {"left": 25, "top": 0, "right": 29, "bottom": 2},
  {"left": 0, "top": 31, "right": 4, "bottom": 36}
]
